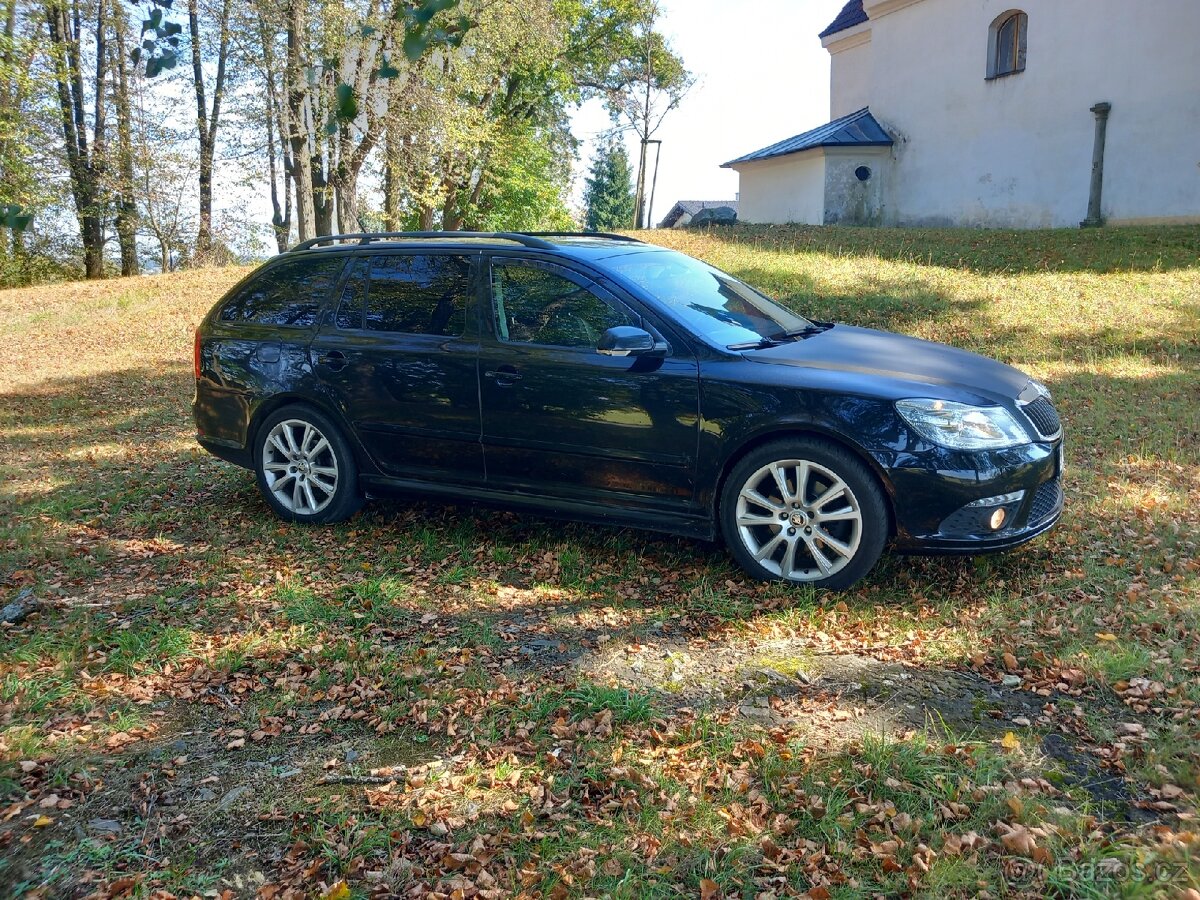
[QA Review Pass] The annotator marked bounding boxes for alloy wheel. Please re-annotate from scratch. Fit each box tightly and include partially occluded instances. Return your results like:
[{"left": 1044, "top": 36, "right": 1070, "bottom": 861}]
[
  {"left": 735, "top": 458, "right": 863, "bottom": 581},
  {"left": 261, "top": 419, "right": 339, "bottom": 515}
]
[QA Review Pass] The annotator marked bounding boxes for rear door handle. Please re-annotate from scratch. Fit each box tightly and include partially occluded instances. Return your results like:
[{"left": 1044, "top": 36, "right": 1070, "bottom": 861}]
[
  {"left": 317, "top": 350, "right": 348, "bottom": 371},
  {"left": 485, "top": 365, "right": 522, "bottom": 384}
]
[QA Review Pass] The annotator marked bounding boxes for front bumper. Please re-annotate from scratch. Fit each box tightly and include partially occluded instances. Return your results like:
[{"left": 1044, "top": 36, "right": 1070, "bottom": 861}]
[{"left": 875, "top": 439, "right": 1064, "bottom": 555}]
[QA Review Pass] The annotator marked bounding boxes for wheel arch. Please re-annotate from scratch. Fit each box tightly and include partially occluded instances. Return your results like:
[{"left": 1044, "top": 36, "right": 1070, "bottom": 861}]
[{"left": 713, "top": 426, "right": 898, "bottom": 539}]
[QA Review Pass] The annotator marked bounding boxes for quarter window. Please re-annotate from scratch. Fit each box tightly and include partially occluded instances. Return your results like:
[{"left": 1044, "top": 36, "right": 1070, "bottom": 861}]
[
  {"left": 365, "top": 254, "right": 472, "bottom": 336},
  {"left": 219, "top": 256, "right": 346, "bottom": 327},
  {"left": 988, "top": 10, "right": 1027, "bottom": 79},
  {"left": 334, "top": 258, "right": 368, "bottom": 330},
  {"left": 491, "top": 262, "right": 637, "bottom": 349}
]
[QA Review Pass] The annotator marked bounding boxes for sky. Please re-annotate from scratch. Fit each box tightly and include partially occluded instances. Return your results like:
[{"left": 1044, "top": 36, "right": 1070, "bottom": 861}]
[{"left": 570, "top": 0, "right": 847, "bottom": 225}]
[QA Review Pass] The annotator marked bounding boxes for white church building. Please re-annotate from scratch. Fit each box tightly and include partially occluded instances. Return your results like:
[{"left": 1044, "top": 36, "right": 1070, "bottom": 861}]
[{"left": 724, "top": 0, "right": 1200, "bottom": 228}]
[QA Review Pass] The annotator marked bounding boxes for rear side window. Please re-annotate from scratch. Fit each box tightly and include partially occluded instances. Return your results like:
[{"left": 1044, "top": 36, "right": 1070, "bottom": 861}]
[
  {"left": 365, "top": 254, "right": 471, "bottom": 336},
  {"left": 219, "top": 256, "right": 347, "bottom": 327}
]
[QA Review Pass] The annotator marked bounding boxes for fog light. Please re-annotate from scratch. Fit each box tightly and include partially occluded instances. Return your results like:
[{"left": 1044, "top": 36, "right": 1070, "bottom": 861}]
[{"left": 989, "top": 508, "right": 1008, "bottom": 531}]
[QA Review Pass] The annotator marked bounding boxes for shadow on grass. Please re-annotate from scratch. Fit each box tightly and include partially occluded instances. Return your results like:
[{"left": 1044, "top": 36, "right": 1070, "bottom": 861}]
[{"left": 683, "top": 223, "right": 1200, "bottom": 274}]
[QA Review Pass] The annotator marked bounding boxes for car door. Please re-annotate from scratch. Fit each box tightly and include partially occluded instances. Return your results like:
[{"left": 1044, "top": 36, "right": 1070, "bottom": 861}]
[
  {"left": 309, "top": 250, "right": 484, "bottom": 483},
  {"left": 478, "top": 256, "right": 700, "bottom": 510}
]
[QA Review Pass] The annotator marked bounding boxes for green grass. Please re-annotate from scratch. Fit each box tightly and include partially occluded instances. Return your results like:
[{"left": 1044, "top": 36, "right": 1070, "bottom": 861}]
[{"left": 1, "top": 227, "right": 1198, "bottom": 896}]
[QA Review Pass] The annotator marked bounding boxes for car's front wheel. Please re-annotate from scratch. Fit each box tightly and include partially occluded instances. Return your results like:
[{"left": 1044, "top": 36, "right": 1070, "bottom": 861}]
[
  {"left": 254, "top": 405, "right": 362, "bottom": 524},
  {"left": 720, "top": 438, "right": 888, "bottom": 590}
]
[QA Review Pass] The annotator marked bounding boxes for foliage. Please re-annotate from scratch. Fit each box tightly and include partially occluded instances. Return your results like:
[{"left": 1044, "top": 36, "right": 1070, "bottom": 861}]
[
  {"left": 583, "top": 139, "right": 635, "bottom": 231},
  {"left": 1, "top": 226, "right": 1199, "bottom": 893},
  {"left": 470, "top": 125, "right": 575, "bottom": 231}
]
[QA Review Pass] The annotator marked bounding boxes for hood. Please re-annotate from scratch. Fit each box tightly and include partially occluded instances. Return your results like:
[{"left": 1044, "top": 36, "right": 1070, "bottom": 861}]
[{"left": 742, "top": 324, "right": 1031, "bottom": 404}]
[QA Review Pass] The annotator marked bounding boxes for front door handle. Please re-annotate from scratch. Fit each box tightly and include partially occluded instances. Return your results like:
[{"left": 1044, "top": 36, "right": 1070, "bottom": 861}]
[
  {"left": 485, "top": 365, "right": 522, "bottom": 384},
  {"left": 317, "top": 350, "right": 348, "bottom": 371}
]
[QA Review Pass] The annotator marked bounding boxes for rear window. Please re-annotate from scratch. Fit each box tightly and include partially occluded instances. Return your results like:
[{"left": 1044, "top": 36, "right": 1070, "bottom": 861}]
[
  {"left": 219, "top": 256, "right": 347, "bottom": 327},
  {"left": 364, "top": 254, "right": 472, "bottom": 336}
]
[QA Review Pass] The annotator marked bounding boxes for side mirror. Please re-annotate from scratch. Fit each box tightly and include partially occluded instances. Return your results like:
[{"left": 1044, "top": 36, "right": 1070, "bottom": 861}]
[{"left": 597, "top": 326, "right": 659, "bottom": 357}]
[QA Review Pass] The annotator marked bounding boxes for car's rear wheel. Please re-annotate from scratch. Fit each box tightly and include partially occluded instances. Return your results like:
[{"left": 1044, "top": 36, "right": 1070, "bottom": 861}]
[
  {"left": 254, "top": 405, "right": 362, "bottom": 524},
  {"left": 720, "top": 438, "right": 888, "bottom": 590}
]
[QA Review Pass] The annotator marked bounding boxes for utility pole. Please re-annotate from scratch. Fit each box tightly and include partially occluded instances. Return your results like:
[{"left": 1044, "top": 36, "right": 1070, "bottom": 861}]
[
  {"left": 634, "top": 137, "right": 648, "bottom": 229},
  {"left": 633, "top": 10, "right": 653, "bottom": 229},
  {"left": 646, "top": 139, "right": 662, "bottom": 229}
]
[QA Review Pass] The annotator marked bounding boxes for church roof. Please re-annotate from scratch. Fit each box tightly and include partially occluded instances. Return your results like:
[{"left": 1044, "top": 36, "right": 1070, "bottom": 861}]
[
  {"left": 722, "top": 108, "right": 892, "bottom": 167},
  {"left": 819, "top": 0, "right": 868, "bottom": 39}
]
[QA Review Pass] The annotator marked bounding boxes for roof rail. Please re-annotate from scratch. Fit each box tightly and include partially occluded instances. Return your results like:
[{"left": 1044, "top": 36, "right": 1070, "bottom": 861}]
[
  {"left": 289, "top": 231, "right": 558, "bottom": 253},
  {"left": 523, "top": 231, "right": 644, "bottom": 244}
]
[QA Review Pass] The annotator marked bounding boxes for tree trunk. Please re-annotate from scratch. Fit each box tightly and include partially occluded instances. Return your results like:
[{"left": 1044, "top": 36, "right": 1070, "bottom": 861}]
[
  {"left": 109, "top": 0, "right": 138, "bottom": 275},
  {"left": 442, "top": 187, "right": 461, "bottom": 232},
  {"left": 285, "top": 0, "right": 314, "bottom": 243},
  {"left": 259, "top": 12, "right": 292, "bottom": 252},
  {"left": 45, "top": 0, "right": 108, "bottom": 279},
  {"left": 189, "top": 0, "right": 231, "bottom": 260},
  {"left": 382, "top": 118, "right": 405, "bottom": 231},
  {"left": 81, "top": 213, "right": 104, "bottom": 277},
  {"left": 334, "top": 173, "right": 360, "bottom": 234},
  {"left": 312, "top": 163, "right": 332, "bottom": 236}
]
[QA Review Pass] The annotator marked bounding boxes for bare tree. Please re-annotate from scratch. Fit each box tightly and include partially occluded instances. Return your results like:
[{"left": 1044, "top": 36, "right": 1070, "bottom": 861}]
[
  {"left": 132, "top": 78, "right": 195, "bottom": 272},
  {"left": 188, "top": 0, "right": 232, "bottom": 259}
]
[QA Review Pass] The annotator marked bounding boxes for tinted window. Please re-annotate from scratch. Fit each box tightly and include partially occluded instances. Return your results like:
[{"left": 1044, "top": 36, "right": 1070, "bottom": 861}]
[
  {"left": 365, "top": 254, "right": 471, "bottom": 335},
  {"left": 603, "top": 251, "right": 810, "bottom": 347},
  {"left": 335, "top": 258, "right": 368, "bottom": 330},
  {"left": 220, "top": 256, "right": 346, "bottom": 327},
  {"left": 492, "top": 263, "right": 636, "bottom": 349}
]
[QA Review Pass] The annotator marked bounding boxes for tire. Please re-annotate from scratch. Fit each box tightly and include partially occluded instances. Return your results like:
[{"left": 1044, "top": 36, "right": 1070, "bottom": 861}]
[
  {"left": 253, "top": 404, "right": 363, "bottom": 524},
  {"left": 720, "top": 438, "right": 888, "bottom": 590}
]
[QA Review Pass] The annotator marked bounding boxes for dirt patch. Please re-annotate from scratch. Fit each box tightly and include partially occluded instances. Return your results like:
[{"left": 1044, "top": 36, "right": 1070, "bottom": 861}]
[{"left": 577, "top": 636, "right": 1063, "bottom": 745}]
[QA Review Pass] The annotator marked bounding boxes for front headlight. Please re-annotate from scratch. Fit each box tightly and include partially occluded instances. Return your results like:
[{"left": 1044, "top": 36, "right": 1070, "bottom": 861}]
[{"left": 895, "top": 399, "right": 1030, "bottom": 450}]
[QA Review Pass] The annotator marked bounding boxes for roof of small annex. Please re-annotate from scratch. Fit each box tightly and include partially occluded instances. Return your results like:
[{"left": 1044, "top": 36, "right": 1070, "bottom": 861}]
[{"left": 723, "top": 108, "right": 892, "bottom": 168}]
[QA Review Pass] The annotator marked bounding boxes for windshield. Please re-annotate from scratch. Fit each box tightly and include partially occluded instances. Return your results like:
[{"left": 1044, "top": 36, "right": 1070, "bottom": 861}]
[{"left": 604, "top": 251, "right": 812, "bottom": 347}]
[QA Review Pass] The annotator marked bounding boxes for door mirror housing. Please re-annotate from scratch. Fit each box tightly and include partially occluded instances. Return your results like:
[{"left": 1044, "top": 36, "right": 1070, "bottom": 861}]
[{"left": 597, "top": 326, "right": 661, "bottom": 357}]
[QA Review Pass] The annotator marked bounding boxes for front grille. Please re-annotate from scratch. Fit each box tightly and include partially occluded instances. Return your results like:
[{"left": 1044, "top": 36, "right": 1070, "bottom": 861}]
[
  {"left": 1022, "top": 395, "right": 1062, "bottom": 438},
  {"left": 1028, "top": 478, "right": 1063, "bottom": 525}
]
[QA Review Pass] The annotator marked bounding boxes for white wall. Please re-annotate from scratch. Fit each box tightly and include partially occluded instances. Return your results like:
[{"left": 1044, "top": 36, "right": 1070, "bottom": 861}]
[
  {"left": 849, "top": 0, "right": 1200, "bottom": 227},
  {"left": 828, "top": 29, "right": 873, "bottom": 119},
  {"left": 733, "top": 153, "right": 827, "bottom": 225}
]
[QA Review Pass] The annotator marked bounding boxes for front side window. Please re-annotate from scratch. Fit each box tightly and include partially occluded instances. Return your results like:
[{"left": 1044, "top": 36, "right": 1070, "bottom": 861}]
[
  {"left": 219, "top": 256, "right": 346, "bottom": 327},
  {"left": 990, "top": 11, "right": 1027, "bottom": 78},
  {"left": 603, "top": 250, "right": 811, "bottom": 348},
  {"left": 365, "top": 254, "right": 472, "bottom": 336},
  {"left": 491, "top": 262, "right": 637, "bottom": 349}
]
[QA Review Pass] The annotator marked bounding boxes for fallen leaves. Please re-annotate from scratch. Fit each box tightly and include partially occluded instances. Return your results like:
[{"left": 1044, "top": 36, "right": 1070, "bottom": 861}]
[{"left": 3, "top": 240, "right": 1200, "bottom": 899}]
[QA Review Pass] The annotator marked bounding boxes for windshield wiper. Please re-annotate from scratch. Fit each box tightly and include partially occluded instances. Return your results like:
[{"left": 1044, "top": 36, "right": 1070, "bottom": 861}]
[
  {"left": 726, "top": 336, "right": 786, "bottom": 350},
  {"left": 769, "top": 322, "right": 833, "bottom": 341},
  {"left": 728, "top": 322, "right": 832, "bottom": 350}
]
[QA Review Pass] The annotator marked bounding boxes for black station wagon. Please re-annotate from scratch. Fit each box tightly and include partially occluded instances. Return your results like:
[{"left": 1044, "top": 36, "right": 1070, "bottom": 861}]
[{"left": 193, "top": 232, "right": 1064, "bottom": 590}]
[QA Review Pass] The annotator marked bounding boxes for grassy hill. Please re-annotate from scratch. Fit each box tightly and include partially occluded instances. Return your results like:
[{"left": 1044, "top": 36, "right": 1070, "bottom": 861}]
[{"left": 1, "top": 226, "right": 1198, "bottom": 896}]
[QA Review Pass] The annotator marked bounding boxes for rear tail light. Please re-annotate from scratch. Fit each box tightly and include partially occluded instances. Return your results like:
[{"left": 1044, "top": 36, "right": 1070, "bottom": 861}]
[{"left": 193, "top": 330, "right": 202, "bottom": 380}]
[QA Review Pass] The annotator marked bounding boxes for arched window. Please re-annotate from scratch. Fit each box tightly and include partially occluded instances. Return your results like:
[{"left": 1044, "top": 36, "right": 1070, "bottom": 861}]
[{"left": 988, "top": 11, "right": 1028, "bottom": 79}]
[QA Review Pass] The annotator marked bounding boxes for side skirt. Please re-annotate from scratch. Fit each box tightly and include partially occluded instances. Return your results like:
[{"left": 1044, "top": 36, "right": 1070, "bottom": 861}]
[{"left": 360, "top": 474, "right": 716, "bottom": 541}]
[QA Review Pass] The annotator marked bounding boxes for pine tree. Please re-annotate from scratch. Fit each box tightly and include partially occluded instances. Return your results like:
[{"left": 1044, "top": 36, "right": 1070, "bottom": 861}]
[{"left": 583, "top": 141, "right": 636, "bottom": 232}]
